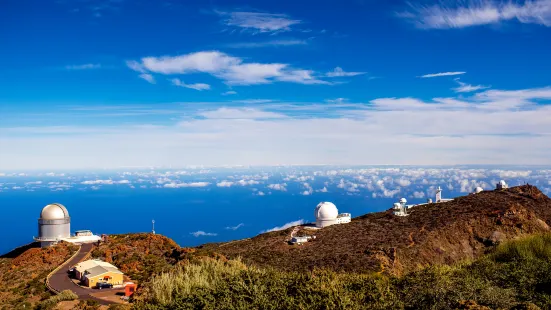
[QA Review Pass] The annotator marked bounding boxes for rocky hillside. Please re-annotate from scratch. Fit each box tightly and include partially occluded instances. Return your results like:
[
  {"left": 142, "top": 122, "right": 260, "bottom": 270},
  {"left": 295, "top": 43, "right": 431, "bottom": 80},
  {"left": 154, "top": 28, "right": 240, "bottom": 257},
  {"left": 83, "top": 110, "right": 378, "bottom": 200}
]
[
  {"left": 202, "top": 185, "right": 551, "bottom": 275},
  {"left": 91, "top": 233, "right": 210, "bottom": 283},
  {"left": 0, "top": 242, "right": 78, "bottom": 309}
]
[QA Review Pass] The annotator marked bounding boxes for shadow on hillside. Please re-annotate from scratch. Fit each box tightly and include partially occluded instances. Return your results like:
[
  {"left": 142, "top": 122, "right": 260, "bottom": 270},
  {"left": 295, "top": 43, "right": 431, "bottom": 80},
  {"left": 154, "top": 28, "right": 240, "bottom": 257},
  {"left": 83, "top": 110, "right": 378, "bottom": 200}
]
[{"left": 1, "top": 242, "right": 40, "bottom": 258}]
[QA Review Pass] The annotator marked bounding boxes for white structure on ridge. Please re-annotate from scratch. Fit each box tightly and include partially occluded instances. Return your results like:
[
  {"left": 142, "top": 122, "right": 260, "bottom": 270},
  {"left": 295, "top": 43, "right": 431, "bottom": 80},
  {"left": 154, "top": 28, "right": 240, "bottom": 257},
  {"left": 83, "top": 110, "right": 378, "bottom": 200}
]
[
  {"left": 35, "top": 203, "right": 71, "bottom": 247},
  {"left": 393, "top": 198, "right": 408, "bottom": 217},
  {"left": 474, "top": 187, "right": 484, "bottom": 194},
  {"left": 315, "top": 202, "right": 351, "bottom": 228},
  {"left": 496, "top": 180, "right": 508, "bottom": 190},
  {"left": 393, "top": 186, "right": 454, "bottom": 216},
  {"left": 34, "top": 203, "right": 101, "bottom": 247},
  {"left": 435, "top": 187, "right": 453, "bottom": 203}
]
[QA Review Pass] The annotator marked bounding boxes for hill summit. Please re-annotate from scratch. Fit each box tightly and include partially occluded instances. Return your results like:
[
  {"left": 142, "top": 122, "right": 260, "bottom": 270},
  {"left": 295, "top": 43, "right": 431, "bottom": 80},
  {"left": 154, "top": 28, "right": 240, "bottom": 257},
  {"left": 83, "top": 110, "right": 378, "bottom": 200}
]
[{"left": 202, "top": 185, "right": 551, "bottom": 275}]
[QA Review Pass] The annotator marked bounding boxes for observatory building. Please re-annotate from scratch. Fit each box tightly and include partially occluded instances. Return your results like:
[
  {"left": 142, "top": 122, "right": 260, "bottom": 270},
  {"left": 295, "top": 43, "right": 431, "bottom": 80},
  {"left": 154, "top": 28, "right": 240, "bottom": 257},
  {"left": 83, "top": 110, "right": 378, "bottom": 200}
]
[
  {"left": 315, "top": 202, "right": 351, "bottom": 228},
  {"left": 496, "top": 180, "right": 508, "bottom": 190},
  {"left": 34, "top": 203, "right": 101, "bottom": 247},
  {"left": 393, "top": 186, "right": 454, "bottom": 216},
  {"left": 35, "top": 203, "right": 71, "bottom": 247}
]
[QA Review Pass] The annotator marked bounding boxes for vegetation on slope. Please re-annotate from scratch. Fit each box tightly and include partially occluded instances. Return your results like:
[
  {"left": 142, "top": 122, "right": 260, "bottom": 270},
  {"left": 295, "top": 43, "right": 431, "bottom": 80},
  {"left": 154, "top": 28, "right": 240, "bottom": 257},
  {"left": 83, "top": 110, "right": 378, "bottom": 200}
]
[
  {"left": 131, "top": 232, "right": 551, "bottom": 309},
  {"left": 90, "top": 233, "right": 216, "bottom": 283},
  {"left": 202, "top": 185, "right": 551, "bottom": 275},
  {"left": 0, "top": 242, "right": 78, "bottom": 309}
]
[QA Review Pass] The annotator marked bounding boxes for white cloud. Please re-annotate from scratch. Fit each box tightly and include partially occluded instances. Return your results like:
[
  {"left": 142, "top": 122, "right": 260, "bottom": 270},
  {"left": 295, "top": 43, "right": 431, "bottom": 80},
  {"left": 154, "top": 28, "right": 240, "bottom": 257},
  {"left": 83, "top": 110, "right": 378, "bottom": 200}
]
[
  {"left": 396, "top": 178, "right": 412, "bottom": 187},
  {"left": 171, "top": 78, "right": 210, "bottom": 91},
  {"left": 81, "top": 179, "right": 130, "bottom": 185},
  {"left": 227, "top": 39, "right": 307, "bottom": 48},
  {"left": 419, "top": 71, "right": 466, "bottom": 78},
  {"left": 237, "top": 179, "right": 259, "bottom": 186},
  {"left": 316, "top": 186, "right": 328, "bottom": 193},
  {"left": 217, "top": 180, "right": 234, "bottom": 187},
  {"left": 190, "top": 231, "right": 217, "bottom": 237},
  {"left": 453, "top": 78, "right": 489, "bottom": 93},
  {"left": 267, "top": 183, "right": 287, "bottom": 191},
  {"left": 218, "top": 11, "right": 301, "bottom": 33},
  {"left": 326, "top": 67, "right": 366, "bottom": 77},
  {"left": 222, "top": 90, "right": 237, "bottom": 95},
  {"left": 400, "top": 0, "right": 551, "bottom": 29},
  {"left": 128, "top": 51, "right": 329, "bottom": 86},
  {"left": 164, "top": 182, "right": 210, "bottom": 188},
  {"left": 139, "top": 73, "right": 156, "bottom": 84},
  {"left": 413, "top": 191, "right": 425, "bottom": 198},
  {"left": 262, "top": 219, "right": 304, "bottom": 233},
  {"left": 4, "top": 85, "right": 551, "bottom": 169},
  {"left": 199, "top": 108, "right": 287, "bottom": 120},
  {"left": 65, "top": 64, "right": 101, "bottom": 70},
  {"left": 225, "top": 223, "right": 244, "bottom": 230},
  {"left": 256, "top": 191, "right": 266, "bottom": 196}
]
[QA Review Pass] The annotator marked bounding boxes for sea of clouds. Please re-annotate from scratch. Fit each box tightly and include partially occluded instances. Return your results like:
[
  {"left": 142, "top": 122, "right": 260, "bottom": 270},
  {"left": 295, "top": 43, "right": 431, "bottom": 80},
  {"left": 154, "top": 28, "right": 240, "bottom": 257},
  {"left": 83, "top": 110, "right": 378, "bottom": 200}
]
[{"left": 1, "top": 166, "right": 549, "bottom": 198}]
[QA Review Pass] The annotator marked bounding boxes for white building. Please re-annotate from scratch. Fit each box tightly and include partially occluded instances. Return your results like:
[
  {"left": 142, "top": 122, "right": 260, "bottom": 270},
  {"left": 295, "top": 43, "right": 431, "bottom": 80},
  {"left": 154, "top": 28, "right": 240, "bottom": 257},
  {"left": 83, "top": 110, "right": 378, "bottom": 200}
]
[
  {"left": 34, "top": 203, "right": 101, "bottom": 247},
  {"left": 290, "top": 236, "right": 312, "bottom": 245},
  {"left": 393, "top": 186, "right": 454, "bottom": 216},
  {"left": 314, "top": 202, "right": 351, "bottom": 228},
  {"left": 496, "top": 180, "right": 508, "bottom": 190},
  {"left": 393, "top": 198, "right": 409, "bottom": 216},
  {"left": 435, "top": 187, "right": 453, "bottom": 203}
]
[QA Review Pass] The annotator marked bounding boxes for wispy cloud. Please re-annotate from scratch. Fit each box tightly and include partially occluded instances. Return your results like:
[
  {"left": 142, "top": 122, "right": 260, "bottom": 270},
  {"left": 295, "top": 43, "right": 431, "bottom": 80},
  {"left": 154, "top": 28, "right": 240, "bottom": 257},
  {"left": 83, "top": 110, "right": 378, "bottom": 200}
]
[
  {"left": 171, "top": 78, "right": 211, "bottom": 91},
  {"left": 227, "top": 39, "right": 307, "bottom": 48},
  {"left": 453, "top": 78, "right": 490, "bottom": 93},
  {"left": 261, "top": 219, "right": 304, "bottom": 233},
  {"left": 139, "top": 73, "right": 155, "bottom": 84},
  {"left": 222, "top": 90, "right": 237, "bottom": 95},
  {"left": 399, "top": 0, "right": 551, "bottom": 29},
  {"left": 65, "top": 64, "right": 101, "bottom": 70},
  {"left": 225, "top": 223, "right": 244, "bottom": 230},
  {"left": 326, "top": 67, "right": 366, "bottom": 77},
  {"left": 419, "top": 71, "right": 466, "bottom": 78},
  {"left": 199, "top": 108, "right": 287, "bottom": 120},
  {"left": 218, "top": 10, "right": 301, "bottom": 33},
  {"left": 128, "top": 51, "right": 330, "bottom": 85},
  {"left": 190, "top": 231, "right": 217, "bottom": 237}
]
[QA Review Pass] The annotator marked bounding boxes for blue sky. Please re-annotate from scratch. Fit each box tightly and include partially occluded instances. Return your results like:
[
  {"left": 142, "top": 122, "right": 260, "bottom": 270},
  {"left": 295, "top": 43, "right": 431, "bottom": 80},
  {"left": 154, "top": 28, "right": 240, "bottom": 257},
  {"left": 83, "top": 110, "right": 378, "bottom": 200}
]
[{"left": 1, "top": 0, "right": 551, "bottom": 169}]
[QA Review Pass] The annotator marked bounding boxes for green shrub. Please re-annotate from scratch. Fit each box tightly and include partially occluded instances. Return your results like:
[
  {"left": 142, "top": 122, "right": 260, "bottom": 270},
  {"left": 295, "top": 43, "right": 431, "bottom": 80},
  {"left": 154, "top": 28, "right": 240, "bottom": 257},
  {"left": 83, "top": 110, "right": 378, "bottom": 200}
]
[
  {"left": 133, "top": 233, "right": 551, "bottom": 310},
  {"left": 36, "top": 289, "right": 78, "bottom": 309}
]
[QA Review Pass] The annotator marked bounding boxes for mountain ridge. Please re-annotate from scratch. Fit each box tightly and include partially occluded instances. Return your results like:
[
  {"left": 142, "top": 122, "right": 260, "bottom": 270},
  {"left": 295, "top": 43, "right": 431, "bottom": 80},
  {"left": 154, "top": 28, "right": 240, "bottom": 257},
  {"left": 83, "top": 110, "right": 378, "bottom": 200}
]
[{"left": 201, "top": 185, "right": 551, "bottom": 275}]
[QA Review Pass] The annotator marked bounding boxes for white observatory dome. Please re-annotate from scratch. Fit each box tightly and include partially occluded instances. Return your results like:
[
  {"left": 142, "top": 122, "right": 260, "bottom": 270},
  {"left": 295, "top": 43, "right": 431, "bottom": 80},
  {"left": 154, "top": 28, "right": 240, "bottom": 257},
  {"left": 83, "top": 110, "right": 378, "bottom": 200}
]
[
  {"left": 474, "top": 187, "right": 484, "bottom": 194},
  {"left": 315, "top": 202, "right": 338, "bottom": 220},
  {"left": 315, "top": 202, "right": 338, "bottom": 228},
  {"left": 399, "top": 198, "right": 407, "bottom": 204},
  {"left": 40, "top": 203, "right": 70, "bottom": 220}
]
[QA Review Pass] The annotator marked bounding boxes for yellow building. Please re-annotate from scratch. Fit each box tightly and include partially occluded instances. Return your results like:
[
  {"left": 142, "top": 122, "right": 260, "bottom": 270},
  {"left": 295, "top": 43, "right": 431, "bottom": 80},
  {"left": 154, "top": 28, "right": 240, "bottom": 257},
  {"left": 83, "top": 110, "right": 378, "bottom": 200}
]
[{"left": 73, "top": 259, "right": 124, "bottom": 288}]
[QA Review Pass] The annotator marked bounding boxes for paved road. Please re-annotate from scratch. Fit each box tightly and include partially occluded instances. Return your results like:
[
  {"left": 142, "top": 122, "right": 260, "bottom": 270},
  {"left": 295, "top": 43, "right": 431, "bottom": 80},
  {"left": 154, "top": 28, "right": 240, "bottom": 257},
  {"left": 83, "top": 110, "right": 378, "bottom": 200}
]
[{"left": 48, "top": 243, "right": 116, "bottom": 305}]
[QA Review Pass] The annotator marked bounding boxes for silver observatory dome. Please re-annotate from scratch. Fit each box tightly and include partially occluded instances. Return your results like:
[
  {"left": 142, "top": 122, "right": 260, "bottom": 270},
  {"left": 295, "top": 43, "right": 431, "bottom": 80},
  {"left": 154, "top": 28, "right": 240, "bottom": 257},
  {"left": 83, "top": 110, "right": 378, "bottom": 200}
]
[
  {"left": 40, "top": 203, "right": 70, "bottom": 220},
  {"left": 35, "top": 203, "right": 71, "bottom": 247}
]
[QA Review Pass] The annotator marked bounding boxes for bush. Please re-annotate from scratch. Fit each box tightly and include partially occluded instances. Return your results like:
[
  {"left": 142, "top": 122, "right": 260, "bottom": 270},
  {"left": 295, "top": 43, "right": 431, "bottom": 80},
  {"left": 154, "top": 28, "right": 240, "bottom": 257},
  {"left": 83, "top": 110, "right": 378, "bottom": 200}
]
[
  {"left": 36, "top": 289, "right": 78, "bottom": 309},
  {"left": 133, "top": 234, "right": 551, "bottom": 310}
]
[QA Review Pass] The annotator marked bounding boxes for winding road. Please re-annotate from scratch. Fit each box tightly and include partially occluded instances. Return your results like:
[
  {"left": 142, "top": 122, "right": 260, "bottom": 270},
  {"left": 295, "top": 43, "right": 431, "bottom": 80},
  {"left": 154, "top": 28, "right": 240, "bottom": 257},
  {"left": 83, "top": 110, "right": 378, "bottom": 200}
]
[{"left": 48, "top": 243, "right": 117, "bottom": 305}]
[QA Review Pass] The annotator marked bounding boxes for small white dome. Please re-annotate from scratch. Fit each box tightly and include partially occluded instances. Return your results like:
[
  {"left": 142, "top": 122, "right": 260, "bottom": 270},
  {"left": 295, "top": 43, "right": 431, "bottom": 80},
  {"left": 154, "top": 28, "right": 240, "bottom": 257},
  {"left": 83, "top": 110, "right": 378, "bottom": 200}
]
[
  {"left": 399, "top": 198, "right": 407, "bottom": 204},
  {"left": 474, "top": 187, "right": 484, "bottom": 194},
  {"left": 315, "top": 202, "right": 338, "bottom": 220},
  {"left": 40, "top": 203, "right": 69, "bottom": 220}
]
